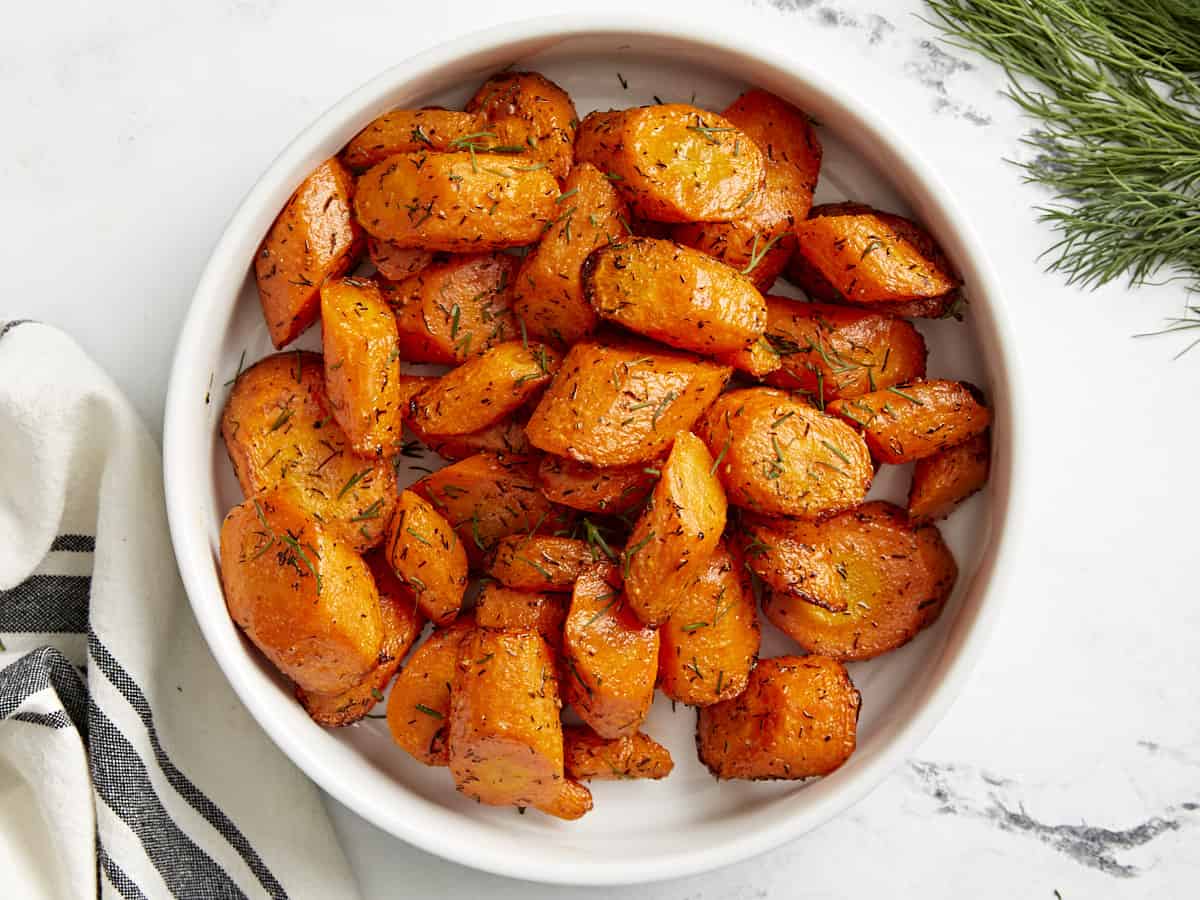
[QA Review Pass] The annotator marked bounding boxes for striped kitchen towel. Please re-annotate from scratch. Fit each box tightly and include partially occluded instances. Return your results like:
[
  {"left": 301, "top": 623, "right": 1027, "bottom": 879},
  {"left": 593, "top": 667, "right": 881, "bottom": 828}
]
[{"left": 0, "top": 321, "right": 359, "bottom": 899}]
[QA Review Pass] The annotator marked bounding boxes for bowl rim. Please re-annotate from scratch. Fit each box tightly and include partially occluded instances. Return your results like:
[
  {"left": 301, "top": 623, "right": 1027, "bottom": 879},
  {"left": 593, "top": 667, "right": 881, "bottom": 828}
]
[{"left": 164, "top": 12, "right": 1026, "bottom": 886}]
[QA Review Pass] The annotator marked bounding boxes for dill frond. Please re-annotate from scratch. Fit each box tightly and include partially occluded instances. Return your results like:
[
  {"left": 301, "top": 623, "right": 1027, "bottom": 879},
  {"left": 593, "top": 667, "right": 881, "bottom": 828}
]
[{"left": 924, "top": 0, "right": 1200, "bottom": 352}]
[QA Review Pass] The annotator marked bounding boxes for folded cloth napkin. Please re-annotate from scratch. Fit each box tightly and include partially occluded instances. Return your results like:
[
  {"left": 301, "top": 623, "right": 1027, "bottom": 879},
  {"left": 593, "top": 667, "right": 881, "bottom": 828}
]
[{"left": 0, "top": 321, "right": 359, "bottom": 900}]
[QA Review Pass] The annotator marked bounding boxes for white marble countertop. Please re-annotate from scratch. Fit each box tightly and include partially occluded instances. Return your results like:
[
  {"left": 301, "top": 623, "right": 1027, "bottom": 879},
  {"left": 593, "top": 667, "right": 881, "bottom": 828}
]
[{"left": 6, "top": 0, "right": 1198, "bottom": 896}]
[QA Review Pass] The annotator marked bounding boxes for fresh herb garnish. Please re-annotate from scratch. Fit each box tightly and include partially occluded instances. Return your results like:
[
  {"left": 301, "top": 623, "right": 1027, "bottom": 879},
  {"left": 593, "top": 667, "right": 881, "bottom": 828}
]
[
  {"left": 650, "top": 390, "right": 677, "bottom": 427},
  {"left": 582, "top": 519, "right": 616, "bottom": 560},
  {"left": 819, "top": 439, "right": 853, "bottom": 466},
  {"left": 583, "top": 590, "right": 620, "bottom": 627},
  {"left": 623, "top": 530, "right": 655, "bottom": 576},
  {"left": 744, "top": 534, "right": 772, "bottom": 557},
  {"left": 449, "top": 131, "right": 497, "bottom": 149},
  {"left": 268, "top": 407, "right": 293, "bottom": 431},
  {"left": 711, "top": 587, "right": 733, "bottom": 626},
  {"left": 741, "top": 233, "right": 785, "bottom": 275},
  {"left": 925, "top": 0, "right": 1200, "bottom": 353},
  {"left": 337, "top": 467, "right": 372, "bottom": 499},
  {"left": 349, "top": 500, "right": 385, "bottom": 522},
  {"left": 516, "top": 556, "right": 553, "bottom": 581},
  {"left": 860, "top": 238, "right": 884, "bottom": 259},
  {"left": 565, "top": 657, "right": 592, "bottom": 696},
  {"left": 686, "top": 124, "right": 736, "bottom": 144},
  {"left": 710, "top": 436, "right": 732, "bottom": 475},
  {"left": 470, "top": 511, "right": 486, "bottom": 552},
  {"left": 406, "top": 527, "right": 432, "bottom": 546},
  {"left": 886, "top": 386, "right": 924, "bottom": 405},
  {"left": 223, "top": 350, "right": 247, "bottom": 386},
  {"left": 278, "top": 531, "right": 322, "bottom": 595}
]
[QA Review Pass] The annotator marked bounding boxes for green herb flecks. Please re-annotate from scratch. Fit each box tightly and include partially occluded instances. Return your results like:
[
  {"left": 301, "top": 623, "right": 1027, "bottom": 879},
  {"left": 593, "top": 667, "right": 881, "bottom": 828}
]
[
  {"left": 764, "top": 433, "right": 787, "bottom": 481},
  {"left": 470, "top": 511, "right": 487, "bottom": 552},
  {"left": 886, "top": 385, "right": 924, "bottom": 405},
  {"left": 741, "top": 233, "right": 785, "bottom": 275},
  {"left": 583, "top": 590, "right": 621, "bottom": 627},
  {"left": 565, "top": 657, "right": 592, "bottom": 697},
  {"left": 711, "top": 587, "right": 734, "bottom": 626},
  {"left": 278, "top": 531, "right": 322, "bottom": 596},
  {"left": 819, "top": 439, "right": 853, "bottom": 466},
  {"left": 337, "top": 467, "right": 373, "bottom": 499},
  {"left": 687, "top": 124, "right": 736, "bottom": 145},
  {"left": 710, "top": 436, "right": 732, "bottom": 475},
  {"left": 650, "top": 390, "right": 677, "bottom": 428},
  {"left": 744, "top": 534, "right": 772, "bottom": 557},
  {"left": 516, "top": 555, "right": 553, "bottom": 581},
  {"left": 406, "top": 527, "right": 432, "bottom": 546},
  {"left": 268, "top": 407, "right": 293, "bottom": 432},
  {"left": 349, "top": 500, "right": 385, "bottom": 522},
  {"left": 623, "top": 530, "right": 655, "bottom": 577},
  {"left": 223, "top": 350, "right": 247, "bottom": 386},
  {"left": 764, "top": 331, "right": 802, "bottom": 356},
  {"left": 582, "top": 518, "right": 617, "bottom": 560},
  {"left": 860, "top": 238, "right": 884, "bottom": 259}
]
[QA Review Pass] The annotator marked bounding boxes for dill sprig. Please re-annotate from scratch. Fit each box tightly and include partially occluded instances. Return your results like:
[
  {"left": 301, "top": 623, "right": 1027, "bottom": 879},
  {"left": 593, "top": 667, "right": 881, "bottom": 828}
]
[
  {"left": 925, "top": 0, "right": 1200, "bottom": 351},
  {"left": 1135, "top": 304, "right": 1200, "bottom": 358}
]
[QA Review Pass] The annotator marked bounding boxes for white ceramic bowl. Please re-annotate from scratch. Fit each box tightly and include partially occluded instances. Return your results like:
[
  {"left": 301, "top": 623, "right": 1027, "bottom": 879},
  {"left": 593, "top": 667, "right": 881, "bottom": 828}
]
[{"left": 164, "top": 14, "right": 1023, "bottom": 886}]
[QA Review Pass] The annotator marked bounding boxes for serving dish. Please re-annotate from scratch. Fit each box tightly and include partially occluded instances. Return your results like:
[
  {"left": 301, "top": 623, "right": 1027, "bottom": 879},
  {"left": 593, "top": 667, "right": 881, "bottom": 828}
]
[{"left": 163, "top": 14, "right": 1022, "bottom": 884}]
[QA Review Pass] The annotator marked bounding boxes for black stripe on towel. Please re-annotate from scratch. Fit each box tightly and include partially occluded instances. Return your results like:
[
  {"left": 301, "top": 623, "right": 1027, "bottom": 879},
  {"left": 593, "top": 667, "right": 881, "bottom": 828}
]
[
  {"left": 88, "top": 633, "right": 286, "bottom": 900},
  {"left": 88, "top": 696, "right": 248, "bottom": 900},
  {"left": 98, "top": 837, "right": 149, "bottom": 900},
  {"left": 10, "top": 709, "right": 73, "bottom": 729},
  {"left": 0, "top": 319, "right": 33, "bottom": 342},
  {"left": 51, "top": 534, "right": 97, "bottom": 553},
  {"left": 0, "top": 575, "right": 90, "bottom": 633},
  {"left": 0, "top": 646, "right": 90, "bottom": 737}
]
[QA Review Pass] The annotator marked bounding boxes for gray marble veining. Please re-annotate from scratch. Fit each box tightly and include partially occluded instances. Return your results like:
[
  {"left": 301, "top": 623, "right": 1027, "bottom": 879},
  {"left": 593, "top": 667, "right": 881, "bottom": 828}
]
[
  {"left": 908, "top": 760, "right": 1196, "bottom": 878},
  {"left": 757, "top": 0, "right": 995, "bottom": 124}
]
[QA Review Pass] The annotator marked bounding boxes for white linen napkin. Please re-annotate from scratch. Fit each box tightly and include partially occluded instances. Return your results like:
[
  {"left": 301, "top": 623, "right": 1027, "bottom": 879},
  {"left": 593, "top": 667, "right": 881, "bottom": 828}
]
[{"left": 0, "top": 320, "right": 360, "bottom": 900}]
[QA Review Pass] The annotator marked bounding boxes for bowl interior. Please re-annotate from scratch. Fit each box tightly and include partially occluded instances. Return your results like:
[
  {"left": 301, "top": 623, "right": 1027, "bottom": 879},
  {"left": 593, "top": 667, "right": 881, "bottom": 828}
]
[{"left": 168, "top": 22, "right": 1013, "bottom": 886}]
